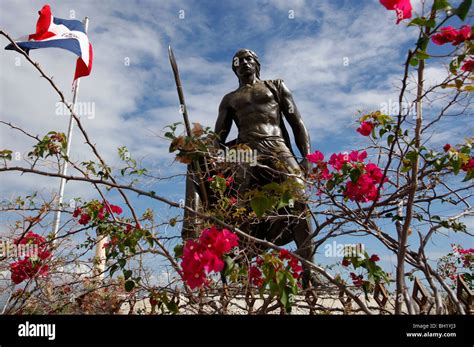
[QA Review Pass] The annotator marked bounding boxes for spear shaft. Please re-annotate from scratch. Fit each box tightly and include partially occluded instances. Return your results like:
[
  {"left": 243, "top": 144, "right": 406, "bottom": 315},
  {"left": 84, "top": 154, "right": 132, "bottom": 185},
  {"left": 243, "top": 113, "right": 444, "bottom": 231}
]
[{"left": 168, "top": 46, "right": 208, "bottom": 208}]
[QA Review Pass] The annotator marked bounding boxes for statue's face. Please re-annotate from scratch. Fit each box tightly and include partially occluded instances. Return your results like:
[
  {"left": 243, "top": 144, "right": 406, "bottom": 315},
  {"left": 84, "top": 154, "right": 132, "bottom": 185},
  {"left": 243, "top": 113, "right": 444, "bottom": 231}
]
[{"left": 234, "top": 51, "right": 257, "bottom": 78}]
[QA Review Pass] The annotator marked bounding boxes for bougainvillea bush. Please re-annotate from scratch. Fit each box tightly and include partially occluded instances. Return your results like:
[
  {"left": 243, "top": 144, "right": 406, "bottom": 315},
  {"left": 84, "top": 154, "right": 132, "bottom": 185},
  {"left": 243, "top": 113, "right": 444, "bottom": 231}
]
[{"left": 0, "top": 0, "right": 472, "bottom": 315}]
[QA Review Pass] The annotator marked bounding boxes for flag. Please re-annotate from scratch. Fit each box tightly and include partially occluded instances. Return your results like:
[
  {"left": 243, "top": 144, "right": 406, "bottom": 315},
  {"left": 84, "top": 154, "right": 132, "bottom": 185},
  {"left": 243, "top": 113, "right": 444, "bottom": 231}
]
[{"left": 5, "top": 4, "right": 93, "bottom": 81}]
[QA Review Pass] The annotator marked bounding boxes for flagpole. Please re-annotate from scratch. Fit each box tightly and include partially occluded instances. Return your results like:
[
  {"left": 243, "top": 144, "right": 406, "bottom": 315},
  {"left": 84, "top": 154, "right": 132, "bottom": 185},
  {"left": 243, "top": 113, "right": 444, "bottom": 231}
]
[
  {"left": 51, "top": 17, "right": 106, "bottom": 278},
  {"left": 51, "top": 16, "right": 89, "bottom": 239}
]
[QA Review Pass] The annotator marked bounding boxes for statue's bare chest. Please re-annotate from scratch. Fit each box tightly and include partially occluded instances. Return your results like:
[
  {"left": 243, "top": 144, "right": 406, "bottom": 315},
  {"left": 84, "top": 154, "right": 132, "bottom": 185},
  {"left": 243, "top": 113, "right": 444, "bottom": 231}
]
[{"left": 229, "top": 83, "right": 277, "bottom": 111}]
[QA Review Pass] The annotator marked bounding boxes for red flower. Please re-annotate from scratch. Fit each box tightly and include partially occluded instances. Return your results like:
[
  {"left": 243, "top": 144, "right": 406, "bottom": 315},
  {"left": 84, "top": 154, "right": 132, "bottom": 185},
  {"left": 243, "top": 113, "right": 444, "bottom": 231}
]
[
  {"left": 380, "top": 0, "right": 412, "bottom": 24},
  {"left": 278, "top": 249, "right": 292, "bottom": 260},
  {"left": 370, "top": 254, "right": 380, "bottom": 262},
  {"left": 462, "top": 158, "right": 474, "bottom": 172},
  {"left": 248, "top": 265, "right": 263, "bottom": 287},
  {"left": 432, "top": 25, "right": 472, "bottom": 46},
  {"left": 307, "top": 151, "right": 325, "bottom": 163},
  {"left": 356, "top": 121, "right": 374, "bottom": 136},
  {"left": 10, "top": 258, "right": 49, "bottom": 284},
  {"left": 97, "top": 207, "right": 105, "bottom": 220},
  {"left": 342, "top": 258, "right": 350, "bottom": 267},
  {"left": 452, "top": 25, "right": 471, "bottom": 46},
  {"left": 72, "top": 207, "right": 82, "bottom": 218},
  {"left": 443, "top": 144, "right": 451, "bottom": 152},
  {"left": 461, "top": 59, "right": 474, "bottom": 72},
  {"left": 432, "top": 26, "right": 458, "bottom": 45},
  {"left": 109, "top": 204, "right": 123, "bottom": 215},
  {"left": 228, "top": 196, "right": 237, "bottom": 206},
  {"left": 225, "top": 177, "right": 234, "bottom": 186},
  {"left": 180, "top": 227, "right": 239, "bottom": 289},
  {"left": 349, "top": 272, "right": 364, "bottom": 287},
  {"left": 78, "top": 213, "right": 91, "bottom": 225}
]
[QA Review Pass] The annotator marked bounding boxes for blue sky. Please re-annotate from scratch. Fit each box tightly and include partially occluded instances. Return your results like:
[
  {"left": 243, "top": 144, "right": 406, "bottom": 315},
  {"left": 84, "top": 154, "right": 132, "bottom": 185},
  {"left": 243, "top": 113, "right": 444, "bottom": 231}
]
[{"left": 0, "top": 0, "right": 472, "bottom": 289}]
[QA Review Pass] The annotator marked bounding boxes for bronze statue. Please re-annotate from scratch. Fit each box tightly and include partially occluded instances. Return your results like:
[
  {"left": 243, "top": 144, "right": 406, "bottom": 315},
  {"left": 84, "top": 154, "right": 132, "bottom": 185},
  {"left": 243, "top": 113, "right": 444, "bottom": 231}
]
[{"left": 180, "top": 48, "right": 316, "bottom": 287}]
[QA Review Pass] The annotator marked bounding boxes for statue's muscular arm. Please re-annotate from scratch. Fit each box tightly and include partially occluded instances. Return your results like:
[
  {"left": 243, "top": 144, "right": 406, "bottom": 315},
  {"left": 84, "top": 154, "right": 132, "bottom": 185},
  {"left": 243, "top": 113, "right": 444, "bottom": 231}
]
[
  {"left": 215, "top": 94, "right": 234, "bottom": 145},
  {"left": 279, "top": 81, "right": 311, "bottom": 172}
]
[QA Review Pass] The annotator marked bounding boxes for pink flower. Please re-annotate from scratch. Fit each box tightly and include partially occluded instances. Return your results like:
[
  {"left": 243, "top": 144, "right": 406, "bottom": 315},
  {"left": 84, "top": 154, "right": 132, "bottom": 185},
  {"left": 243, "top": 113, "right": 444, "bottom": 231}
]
[
  {"left": 459, "top": 248, "right": 474, "bottom": 254},
  {"left": 328, "top": 153, "right": 349, "bottom": 171},
  {"left": 180, "top": 226, "right": 239, "bottom": 289},
  {"left": 443, "top": 144, "right": 451, "bottom": 152},
  {"left": 461, "top": 59, "right": 474, "bottom": 72},
  {"left": 356, "top": 121, "right": 374, "bottom": 136},
  {"left": 199, "top": 226, "right": 239, "bottom": 256},
  {"left": 307, "top": 151, "right": 324, "bottom": 163},
  {"left": 201, "top": 249, "right": 225, "bottom": 273},
  {"left": 349, "top": 150, "right": 368, "bottom": 162},
  {"left": 342, "top": 258, "right": 350, "bottom": 267},
  {"left": 380, "top": 0, "right": 412, "bottom": 24},
  {"left": 345, "top": 174, "right": 379, "bottom": 202},
  {"left": 365, "top": 163, "right": 385, "bottom": 183}
]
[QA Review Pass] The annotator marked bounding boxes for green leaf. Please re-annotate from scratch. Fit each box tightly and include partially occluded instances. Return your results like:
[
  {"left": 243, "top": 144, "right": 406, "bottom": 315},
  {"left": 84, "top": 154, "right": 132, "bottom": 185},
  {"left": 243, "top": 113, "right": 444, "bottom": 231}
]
[
  {"left": 452, "top": 157, "right": 462, "bottom": 174},
  {"left": 416, "top": 37, "right": 430, "bottom": 51},
  {"left": 118, "top": 258, "right": 126, "bottom": 268},
  {"left": 280, "top": 287, "right": 288, "bottom": 308},
  {"left": 416, "top": 51, "right": 430, "bottom": 60},
  {"left": 409, "top": 58, "right": 419, "bottom": 67},
  {"left": 462, "top": 169, "right": 474, "bottom": 181},
  {"left": 124, "top": 269, "right": 133, "bottom": 280},
  {"left": 456, "top": 0, "right": 472, "bottom": 20},
  {"left": 433, "top": 0, "right": 451, "bottom": 11},
  {"left": 224, "top": 255, "right": 235, "bottom": 276},
  {"left": 165, "top": 301, "right": 179, "bottom": 314},
  {"left": 250, "top": 195, "right": 273, "bottom": 217},
  {"left": 125, "top": 280, "right": 135, "bottom": 292},
  {"left": 349, "top": 168, "right": 361, "bottom": 183},
  {"left": 405, "top": 151, "right": 418, "bottom": 162},
  {"left": 387, "top": 134, "right": 395, "bottom": 146},
  {"left": 277, "top": 190, "right": 293, "bottom": 210}
]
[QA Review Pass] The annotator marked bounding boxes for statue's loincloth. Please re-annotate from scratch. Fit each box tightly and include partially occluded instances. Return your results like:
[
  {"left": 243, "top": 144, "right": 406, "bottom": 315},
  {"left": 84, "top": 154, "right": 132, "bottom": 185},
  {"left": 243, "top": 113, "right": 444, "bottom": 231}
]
[{"left": 235, "top": 135, "right": 305, "bottom": 196}]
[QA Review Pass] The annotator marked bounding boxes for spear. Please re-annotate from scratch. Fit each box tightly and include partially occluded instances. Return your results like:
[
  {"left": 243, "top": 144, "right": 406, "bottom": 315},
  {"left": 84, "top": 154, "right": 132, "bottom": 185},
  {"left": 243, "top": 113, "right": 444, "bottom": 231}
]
[{"left": 168, "top": 46, "right": 209, "bottom": 211}]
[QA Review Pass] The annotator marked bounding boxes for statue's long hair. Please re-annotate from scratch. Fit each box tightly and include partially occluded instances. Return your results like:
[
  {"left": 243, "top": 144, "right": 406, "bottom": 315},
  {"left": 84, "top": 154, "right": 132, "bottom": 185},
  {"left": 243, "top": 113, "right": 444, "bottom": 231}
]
[{"left": 232, "top": 49, "right": 261, "bottom": 80}]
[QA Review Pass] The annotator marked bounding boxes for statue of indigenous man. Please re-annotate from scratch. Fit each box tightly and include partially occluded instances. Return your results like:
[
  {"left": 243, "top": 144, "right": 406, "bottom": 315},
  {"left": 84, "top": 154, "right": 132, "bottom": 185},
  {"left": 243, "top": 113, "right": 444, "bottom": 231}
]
[{"left": 183, "top": 48, "right": 316, "bottom": 287}]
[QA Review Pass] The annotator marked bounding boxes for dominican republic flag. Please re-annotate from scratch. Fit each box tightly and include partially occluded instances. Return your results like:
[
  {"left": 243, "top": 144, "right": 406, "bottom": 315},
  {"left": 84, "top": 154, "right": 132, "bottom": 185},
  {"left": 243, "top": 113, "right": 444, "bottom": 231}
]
[{"left": 5, "top": 4, "right": 93, "bottom": 81}]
